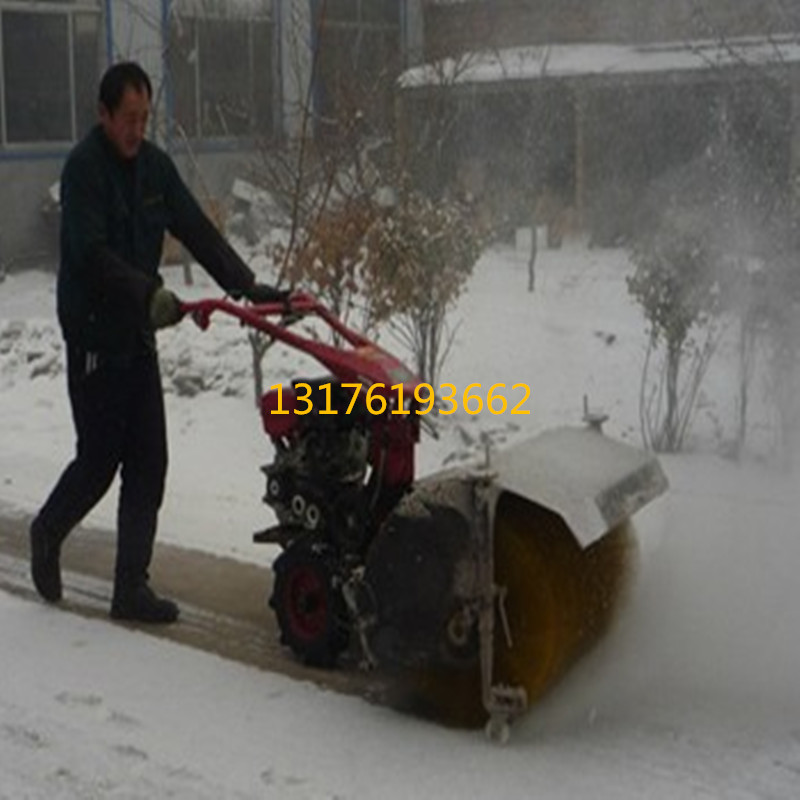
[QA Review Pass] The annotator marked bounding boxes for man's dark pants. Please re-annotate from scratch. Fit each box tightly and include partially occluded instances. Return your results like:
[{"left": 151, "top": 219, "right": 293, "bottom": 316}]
[{"left": 32, "top": 343, "right": 167, "bottom": 589}]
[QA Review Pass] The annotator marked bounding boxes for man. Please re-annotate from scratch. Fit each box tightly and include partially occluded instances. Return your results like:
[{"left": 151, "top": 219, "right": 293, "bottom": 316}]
[{"left": 29, "top": 61, "right": 285, "bottom": 623}]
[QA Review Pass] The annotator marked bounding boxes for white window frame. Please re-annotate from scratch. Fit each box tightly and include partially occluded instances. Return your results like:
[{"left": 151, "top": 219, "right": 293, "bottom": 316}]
[
  {"left": 168, "top": 1, "right": 274, "bottom": 142},
  {"left": 0, "top": 0, "right": 101, "bottom": 149}
]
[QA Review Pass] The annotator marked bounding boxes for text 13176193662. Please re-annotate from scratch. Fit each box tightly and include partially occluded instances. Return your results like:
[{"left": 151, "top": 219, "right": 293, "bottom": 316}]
[{"left": 267, "top": 382, "right": 532, "bottom": 416}]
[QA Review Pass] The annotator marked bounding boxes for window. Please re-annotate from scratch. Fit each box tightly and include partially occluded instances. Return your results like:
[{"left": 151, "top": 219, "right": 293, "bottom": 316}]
[
  {"left": 0, "top": 3, "right": 100, "bottom": 146},
  {"left": 313, "top": 0, "right": 401, "bottom": 136},
  {"left": 168, "top": 10, "right": 273, "bottom": 140}
]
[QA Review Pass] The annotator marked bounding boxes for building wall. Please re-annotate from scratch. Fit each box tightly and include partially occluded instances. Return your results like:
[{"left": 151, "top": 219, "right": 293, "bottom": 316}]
[
  {"left": 278, "top": 0, "right": 312, "bottom": 140},
  {"left": 0, "top": 157, "right": 63, "bottom": 268},
  {"left": 411, "top": 1, "right": 800, "bottom": 243},
  {"left": 423, "top": 0, "right": 798, "bottom": 58},
  {"left": 0, "top": 0, "right": 277, "bottom": 266},
  {"left": 107, "top": 0, "right": 165, "bottom": 87},
  {"left": 0, "top": 0, "right": 423, "bottom": 265},
  {"left": 0, "top": 0, "right": 106, "bottom": 265},
  {"left": 403, "top": 0, "right": 426, "bottom": 65}
]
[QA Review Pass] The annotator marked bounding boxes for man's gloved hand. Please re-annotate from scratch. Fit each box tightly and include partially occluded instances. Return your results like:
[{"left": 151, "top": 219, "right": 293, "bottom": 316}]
[
  {"left": 244, "top": 282, "right": 292, "bottom": 304},
  {"left": 149, "top": 287, "right": 184, "bottom": 330}
]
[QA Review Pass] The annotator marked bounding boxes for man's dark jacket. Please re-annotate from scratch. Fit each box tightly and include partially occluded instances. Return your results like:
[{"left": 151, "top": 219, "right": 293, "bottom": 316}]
[{"left": 58, "top": 124, "right": 255, "bottom": 353}]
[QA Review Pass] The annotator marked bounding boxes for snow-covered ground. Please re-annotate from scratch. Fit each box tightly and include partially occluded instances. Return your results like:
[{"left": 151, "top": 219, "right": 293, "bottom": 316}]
[{"left": 1, "top": 241, "right": 799, "bottom": 797}]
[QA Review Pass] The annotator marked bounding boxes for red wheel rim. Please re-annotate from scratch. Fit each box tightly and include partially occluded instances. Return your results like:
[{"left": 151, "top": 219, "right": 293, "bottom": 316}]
[{"left": 284, "top": 564, "right": 328, "bottom": 642}]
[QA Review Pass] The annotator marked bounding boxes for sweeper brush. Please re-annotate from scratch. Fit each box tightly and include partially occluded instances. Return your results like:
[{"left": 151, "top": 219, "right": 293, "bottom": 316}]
[
  {"left": 184, "top": 294, "right": 667, "bottom": 740},
  {"left": 398, "top": 499, "right": 637, "bottom": 730}
]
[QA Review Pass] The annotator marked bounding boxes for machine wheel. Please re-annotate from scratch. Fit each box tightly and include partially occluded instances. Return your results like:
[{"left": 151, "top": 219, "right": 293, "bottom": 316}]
[{"left": 269, "top": 540, "right": 349, "bottom": 667}]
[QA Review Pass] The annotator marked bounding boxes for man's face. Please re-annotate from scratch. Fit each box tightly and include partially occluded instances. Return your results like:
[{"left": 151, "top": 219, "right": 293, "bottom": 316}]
[{"left": 100, "top": 86, "right": 150, "bottom": 160}]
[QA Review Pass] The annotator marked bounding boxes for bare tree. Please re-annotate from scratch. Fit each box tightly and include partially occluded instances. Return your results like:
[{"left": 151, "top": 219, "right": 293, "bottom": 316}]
[
  {"left": 241, "top": 3, "right": 486, "bottom": 391},
  {"left": 628, "top": 206, "right": 731, "bottom": 452}
]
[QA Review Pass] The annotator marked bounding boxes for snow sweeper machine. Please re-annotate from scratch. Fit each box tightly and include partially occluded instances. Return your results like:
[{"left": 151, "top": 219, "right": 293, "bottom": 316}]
[{"left": 183, "top": 292, "right": 667, "bottom": 741}]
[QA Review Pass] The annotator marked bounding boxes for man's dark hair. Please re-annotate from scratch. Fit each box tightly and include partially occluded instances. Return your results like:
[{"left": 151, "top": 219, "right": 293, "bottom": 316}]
[{"left": 99, "top": 62, "right": 152, "bottom": 113}]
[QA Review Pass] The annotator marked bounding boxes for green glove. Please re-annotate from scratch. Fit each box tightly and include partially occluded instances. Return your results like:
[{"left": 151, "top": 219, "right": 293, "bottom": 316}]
[{"left": 149, "top": 287, "right": 184, "bottom": 330}]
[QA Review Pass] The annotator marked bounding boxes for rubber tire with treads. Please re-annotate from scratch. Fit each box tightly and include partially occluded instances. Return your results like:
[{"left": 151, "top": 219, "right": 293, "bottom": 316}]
[{"left": 269, "top": 540, "right": 349, "bottom": 668}]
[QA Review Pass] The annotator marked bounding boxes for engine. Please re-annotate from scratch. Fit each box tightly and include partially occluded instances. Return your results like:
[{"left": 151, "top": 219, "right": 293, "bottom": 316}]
[{"left": 262, "top": 379, "right": 376, "bottom": 557}]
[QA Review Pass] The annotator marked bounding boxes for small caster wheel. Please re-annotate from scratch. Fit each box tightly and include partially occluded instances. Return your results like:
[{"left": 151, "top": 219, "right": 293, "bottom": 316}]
[{"left": 485, "top": 715, "right": 510, "bottom": 744}]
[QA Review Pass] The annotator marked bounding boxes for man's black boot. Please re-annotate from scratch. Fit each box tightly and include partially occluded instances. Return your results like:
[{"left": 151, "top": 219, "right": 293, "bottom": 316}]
[
  {"left": 30, "top": 520, "right": 63, "bottom": 603},
  {"left": 110, "top": 583, "right": 179, "bottom": 624}
]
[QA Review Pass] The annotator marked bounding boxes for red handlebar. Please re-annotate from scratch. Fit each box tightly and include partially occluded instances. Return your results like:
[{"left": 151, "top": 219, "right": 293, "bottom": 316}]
[{"left": 180, "top": 293, "right": 420, "bottom": 392}]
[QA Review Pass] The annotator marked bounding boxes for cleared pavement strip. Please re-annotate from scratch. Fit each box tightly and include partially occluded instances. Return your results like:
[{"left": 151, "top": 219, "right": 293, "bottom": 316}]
[{"left": 0, "top": 515, "right": 386, "bottom": 702}]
